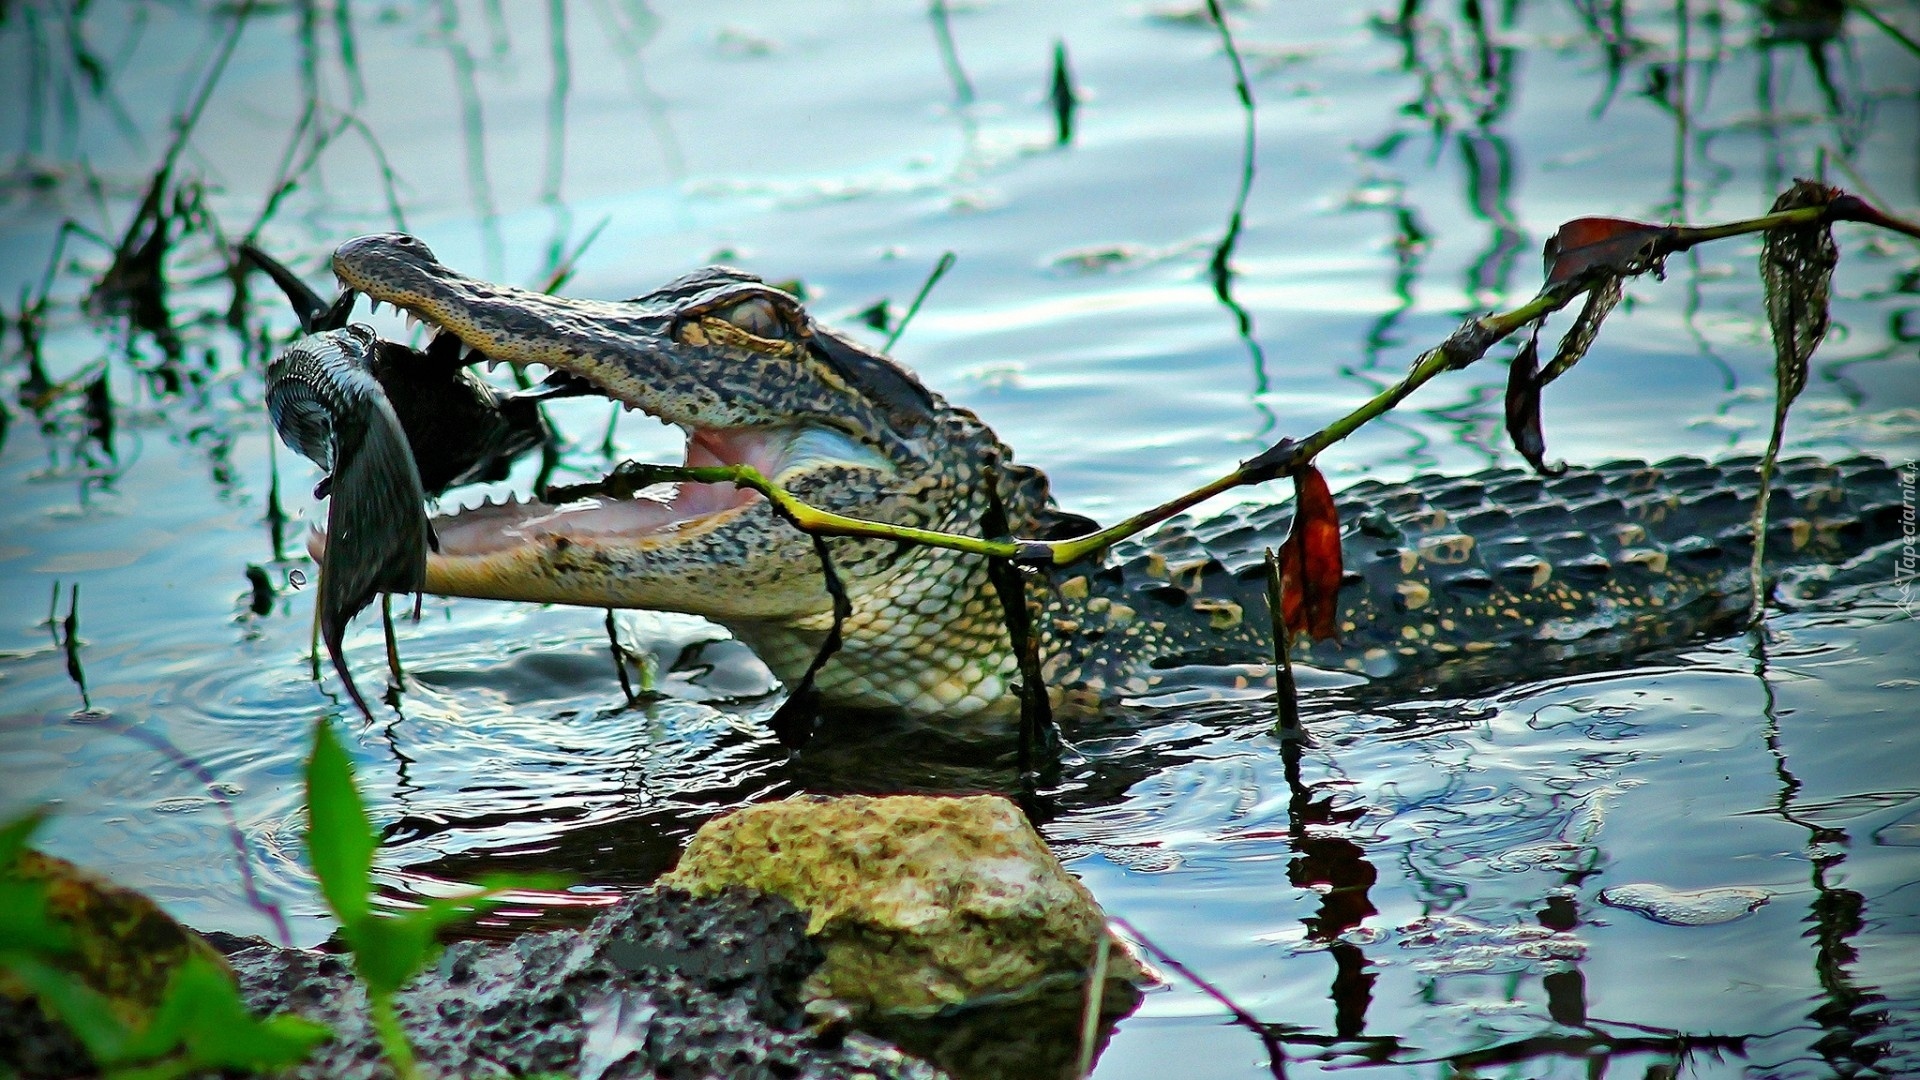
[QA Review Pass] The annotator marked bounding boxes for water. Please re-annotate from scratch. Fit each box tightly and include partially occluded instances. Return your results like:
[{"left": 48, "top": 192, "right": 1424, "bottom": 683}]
[{"left": 2, "top": 2, "right": 1917, "bottom": 1077}]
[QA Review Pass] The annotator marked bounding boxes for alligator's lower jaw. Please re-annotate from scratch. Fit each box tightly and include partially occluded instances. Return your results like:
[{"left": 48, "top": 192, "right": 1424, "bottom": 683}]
[{"left": 429, "top": 484, "right": 760, "bottom": 557}]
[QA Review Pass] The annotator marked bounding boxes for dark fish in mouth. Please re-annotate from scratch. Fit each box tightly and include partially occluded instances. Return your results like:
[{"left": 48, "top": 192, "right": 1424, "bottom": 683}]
[
  {"left": 241, "top": 241, "right": 554, "bottom": 498},
  {"left": 266, "top": 324, "right": 430, "bottom": 719},
  {"left": 243, "top": 241, "right": 560, "bottom": 717}
]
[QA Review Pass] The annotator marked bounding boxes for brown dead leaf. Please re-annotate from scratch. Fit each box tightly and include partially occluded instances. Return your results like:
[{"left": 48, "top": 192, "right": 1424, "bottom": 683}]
[
  {"left": 1542, "top": 216, "right": 1671, "bottom": 286},
  {"left": 1761, "top": 180, "right": 1840, "bottom": 401},
  {"left": 1504, "top": 326, "right": 1566, "bottom": 477}
]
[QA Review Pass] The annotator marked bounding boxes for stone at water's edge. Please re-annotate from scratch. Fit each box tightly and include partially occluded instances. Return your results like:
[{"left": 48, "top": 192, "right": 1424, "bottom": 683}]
[
  {"left": 661, "top": 793, "right": 1154, "bottom": 1017},
  {"left": 1, "top": 851, "right": 237, "bottom": 1078}
]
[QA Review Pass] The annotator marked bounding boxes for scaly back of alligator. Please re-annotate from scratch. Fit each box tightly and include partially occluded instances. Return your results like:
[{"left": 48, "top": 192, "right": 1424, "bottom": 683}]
[{"left": 1039, "top": 455, "right": 1906, "bottom": 703}]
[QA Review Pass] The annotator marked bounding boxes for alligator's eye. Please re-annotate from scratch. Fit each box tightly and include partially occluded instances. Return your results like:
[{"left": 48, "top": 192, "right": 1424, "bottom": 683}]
[{"left": 712, "top": 296, "right": 788, "bottom": 338}]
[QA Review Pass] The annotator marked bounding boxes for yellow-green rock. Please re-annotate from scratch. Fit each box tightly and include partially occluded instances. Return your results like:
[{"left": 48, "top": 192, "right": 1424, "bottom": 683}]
[{"left": 661, "top": 793, "right": 1151, "bottom": 1016}]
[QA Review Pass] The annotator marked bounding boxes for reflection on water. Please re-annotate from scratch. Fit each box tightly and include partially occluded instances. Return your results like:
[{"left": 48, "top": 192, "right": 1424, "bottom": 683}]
[{"left": 2, "top": 2, "right": 1917, "bottom": 1078}]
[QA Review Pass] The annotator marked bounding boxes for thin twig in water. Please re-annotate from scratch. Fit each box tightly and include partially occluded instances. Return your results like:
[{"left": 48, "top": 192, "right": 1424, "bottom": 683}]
[
  {"left": 1264, "top": 549, "right": 1303, "bottom": 740},
  {"left": 380, "top": 593, "right": 404, "bottom": 687},
  {"left": 1075, "top": 930, "right": 1112, "bottom": 1078},
  {"left": 1050, "top": 40, "right": 1078, "bottom": 146},
  {"left": 768, "top": 534, "right": 852, "bottom": 745},
  {"left": 928, "top": 0, "right": 975, "bottom": 107},
  {"left": 884, "top": 251, "right": 955, "bottom": 352},
  {"left": 1203, "top": 0, "right": 1270, "bottom": 402},
  {"left": 980, "top": 457, "right": 1054, "bottom": 789},
  {"left": 605, "top": 609, "right": 634, "bottom": 701},
  {"left": 1109, "top": 916, "right": 1287, "bottom": 1079},
  {"left": 1847, "top": 0, "right": 1920, "bottom": 59},
  {"left": 56, "top": 583, "right": 90, "bottom": 713},
  {"left": 538, "top": 215, "right": 611, "bottom": 295}
]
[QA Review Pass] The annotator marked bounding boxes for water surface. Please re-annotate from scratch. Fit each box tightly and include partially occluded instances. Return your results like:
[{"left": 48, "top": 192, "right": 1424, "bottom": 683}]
[{"left": 2, "top": 3, "right": 1917, "bottom": 1077}]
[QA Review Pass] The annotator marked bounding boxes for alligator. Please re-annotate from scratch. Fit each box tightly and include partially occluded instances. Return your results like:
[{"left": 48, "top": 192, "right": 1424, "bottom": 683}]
[{"left": 317, "top": 232, "right": 1907, "bottom": 722}]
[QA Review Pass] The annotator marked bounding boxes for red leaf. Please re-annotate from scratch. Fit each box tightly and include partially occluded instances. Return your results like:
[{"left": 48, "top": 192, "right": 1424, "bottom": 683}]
[
  {"left": 1542, "top": 217, "right": 1672, "bottom": 285},
  {"left": 1275, "top": 464, "right": 1344, "bottom": 643}
]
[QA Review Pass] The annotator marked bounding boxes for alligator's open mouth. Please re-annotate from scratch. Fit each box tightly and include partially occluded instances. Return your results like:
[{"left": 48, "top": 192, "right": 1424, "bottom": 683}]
[
  {"left": 343, "top": 295, "right": 885, "bottom": 561},
  {"left": 429, "top": 424, "right": 789, "bottom": 558}
]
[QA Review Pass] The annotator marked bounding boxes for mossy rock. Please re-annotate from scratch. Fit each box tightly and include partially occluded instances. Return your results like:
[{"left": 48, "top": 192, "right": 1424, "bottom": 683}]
[
  {"left": 2, "top": 849, "right": 237, "bottom": 1076},
  {"left": 2, "top": 850, "right": 231, "bottom": 1028},
  {"left": 662, "top": 793, "right": 1152, "bottom": 1017}
]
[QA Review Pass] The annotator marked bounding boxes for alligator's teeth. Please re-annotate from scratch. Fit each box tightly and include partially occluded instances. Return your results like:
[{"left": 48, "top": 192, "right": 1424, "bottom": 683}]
[
  {"left": 368, "top": 299, "right": 384, "bottom": 315},
  {"left": 404, "top": 311, "right": 422, "bottom": 334}
]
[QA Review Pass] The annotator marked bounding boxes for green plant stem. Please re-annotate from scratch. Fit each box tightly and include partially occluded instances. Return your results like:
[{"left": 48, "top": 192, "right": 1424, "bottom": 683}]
[
  {"left": 368, "top": 992, "right": 421, "bottom": 1080},
  {"left": 614, "top": 196, "right": 1917, "bottom": 566},
  {"left": 1845, "top": 0, "right": 1920, "bottom": 60},
  {"left": 630, "top": 317, "right": 1514, "bottom": 566}
]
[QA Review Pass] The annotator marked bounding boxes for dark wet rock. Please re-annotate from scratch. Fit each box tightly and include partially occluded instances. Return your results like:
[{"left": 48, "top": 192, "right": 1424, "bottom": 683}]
[
  {"left": 0, "top": 990, "right": 92, "bottom": 1079},
  {"left": 224, "top": 887, "right": 945, "bottom": 1080},
  {"left": 4, "top": 885, "right": 944, "bottom": 1079}
]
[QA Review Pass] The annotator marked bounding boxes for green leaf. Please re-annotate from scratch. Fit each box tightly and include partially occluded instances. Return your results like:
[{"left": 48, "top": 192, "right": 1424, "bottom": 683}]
[
  {"left": 343, "top": 914, "right": 440, "bottom": 998},
  {"left": 0, "top": 810, "right": 48, "bottom": 870},
  {"left": 124, "top": 953, "right": 326, "bottom": 1069},
  {"left": 343, "top": 875, "right": 564, "bottom": 997},
  {"left": 5, "top": 955, "right": 134, "bottom": 1064},
  {"left": 304, "top": 718, "right": 376, "bottom": 927},
  {"left": 14, "top": 951, "right": 331, "bottom": 1073},
  {"left": 0, "top": 879, "right": 72, "bottom": 955},
  {"left": 0, "top": 816, "right": 72, "bottom": 955}
]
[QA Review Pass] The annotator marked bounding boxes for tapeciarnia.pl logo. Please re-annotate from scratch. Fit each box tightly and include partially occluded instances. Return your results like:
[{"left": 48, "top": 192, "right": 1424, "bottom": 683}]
[{"left": 1898, "top": 461, "right": 1917, "bottom": 618}]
